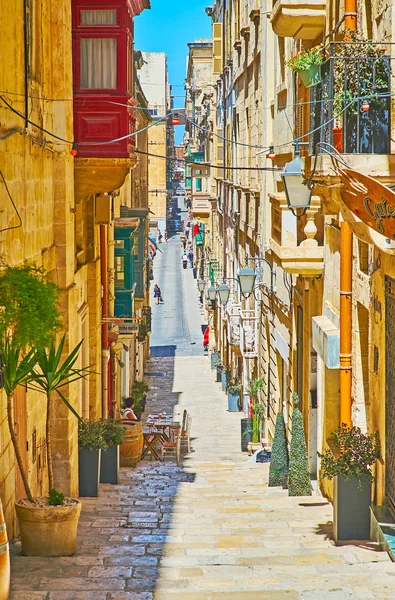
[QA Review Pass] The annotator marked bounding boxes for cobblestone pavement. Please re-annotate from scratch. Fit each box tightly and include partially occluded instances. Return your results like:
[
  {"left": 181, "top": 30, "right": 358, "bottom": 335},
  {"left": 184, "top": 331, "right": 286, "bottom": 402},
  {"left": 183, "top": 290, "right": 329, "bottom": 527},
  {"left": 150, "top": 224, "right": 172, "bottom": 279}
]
[{"left": 10, "top": 233, "right": 395, "bottom": 599}]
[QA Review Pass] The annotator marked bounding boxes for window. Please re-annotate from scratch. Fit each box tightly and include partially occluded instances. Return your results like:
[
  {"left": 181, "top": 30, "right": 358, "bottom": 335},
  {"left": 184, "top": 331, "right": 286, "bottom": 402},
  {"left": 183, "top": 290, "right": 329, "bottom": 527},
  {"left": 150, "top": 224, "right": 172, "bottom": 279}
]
[
  {"left": 195, "top": 178, "right": 202, "bottom": 192},
  {"left": 115, "top": 256, "right": 125, "bottom": 286},
  {"left": 81, "top": 10, "right": 117, "bottom": 25},
  {"left": 80, "top": 38, "right": 117, "bottom": 88}
]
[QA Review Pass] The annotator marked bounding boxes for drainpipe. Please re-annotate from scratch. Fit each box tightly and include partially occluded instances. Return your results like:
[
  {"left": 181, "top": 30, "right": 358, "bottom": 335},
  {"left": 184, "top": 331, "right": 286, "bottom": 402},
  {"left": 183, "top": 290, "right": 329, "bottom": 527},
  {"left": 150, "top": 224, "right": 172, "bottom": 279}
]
[
  {"left": 23, "top": 0, "right": 29, "bottom": 129},
  {"left": 339, "top": 0, "right": 356, "bottom": 428},
  {"left": 100, "top": 224, "right": 109, "bottom": 419}
]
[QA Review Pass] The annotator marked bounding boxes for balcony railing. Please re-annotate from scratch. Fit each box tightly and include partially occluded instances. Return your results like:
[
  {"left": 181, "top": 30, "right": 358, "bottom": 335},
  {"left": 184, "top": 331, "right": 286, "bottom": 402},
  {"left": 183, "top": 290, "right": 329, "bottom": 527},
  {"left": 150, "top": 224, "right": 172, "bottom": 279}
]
[{"left": 310, "top": 42, "right": 391, "bottom": 155}]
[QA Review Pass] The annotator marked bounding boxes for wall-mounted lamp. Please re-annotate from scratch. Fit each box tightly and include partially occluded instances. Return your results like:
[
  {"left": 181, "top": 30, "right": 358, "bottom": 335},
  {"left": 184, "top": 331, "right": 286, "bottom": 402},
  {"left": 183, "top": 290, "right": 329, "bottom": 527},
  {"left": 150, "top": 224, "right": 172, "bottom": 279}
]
[
  {"left": 237, "top": 266, "right": 256, "bottom": 298},
  {"left": 217, "top": 283, "right": 231, "bottom": 305},
  {"left": 281, "top": 142, "right": 312, "bottom": 216}
]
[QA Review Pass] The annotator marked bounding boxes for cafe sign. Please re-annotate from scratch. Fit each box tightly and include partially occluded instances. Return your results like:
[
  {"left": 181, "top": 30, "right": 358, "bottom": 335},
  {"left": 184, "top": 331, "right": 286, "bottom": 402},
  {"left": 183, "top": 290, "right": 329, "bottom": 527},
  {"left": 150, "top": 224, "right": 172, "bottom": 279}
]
[{"left": 340, "top": 168, "right": 395, "bottom": 238}]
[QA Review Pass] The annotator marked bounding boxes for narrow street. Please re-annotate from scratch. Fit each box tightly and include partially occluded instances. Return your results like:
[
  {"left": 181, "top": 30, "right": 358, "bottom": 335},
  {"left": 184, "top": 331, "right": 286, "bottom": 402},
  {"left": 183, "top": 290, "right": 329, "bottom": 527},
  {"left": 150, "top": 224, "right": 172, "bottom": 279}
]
[{"left": 10, "top": 230, "right": 395, "bottom": 599}]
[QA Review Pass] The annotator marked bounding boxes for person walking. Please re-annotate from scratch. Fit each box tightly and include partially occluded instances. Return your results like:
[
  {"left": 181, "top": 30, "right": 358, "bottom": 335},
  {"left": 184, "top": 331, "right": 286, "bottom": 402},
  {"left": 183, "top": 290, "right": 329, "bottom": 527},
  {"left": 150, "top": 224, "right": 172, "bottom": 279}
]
[
  {"left": 188, "top": 249, "right": 194, "bottom": 269},
  {"left": 158, "top": 231, "right": 163, "bottom": 243},
  {"left": 182, "top": 252, "right": 188, "bottom": 269},
  {"left": 153, "top": 284, "right": 162, "bottom": 304},
  {"left": 164, "top": 230, "right": 168, "bottom": 243}
]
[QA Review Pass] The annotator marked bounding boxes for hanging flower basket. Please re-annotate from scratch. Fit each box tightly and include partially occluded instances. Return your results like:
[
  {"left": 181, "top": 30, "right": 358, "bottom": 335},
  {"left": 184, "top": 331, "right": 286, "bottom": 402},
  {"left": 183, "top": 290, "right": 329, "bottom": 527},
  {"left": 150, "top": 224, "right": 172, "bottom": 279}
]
[
  {"left": 287, "top": 44, "right": 324, "bottom": 88},
  {"left": 296, "top": 64, "right": 322, "bottom": 88}
]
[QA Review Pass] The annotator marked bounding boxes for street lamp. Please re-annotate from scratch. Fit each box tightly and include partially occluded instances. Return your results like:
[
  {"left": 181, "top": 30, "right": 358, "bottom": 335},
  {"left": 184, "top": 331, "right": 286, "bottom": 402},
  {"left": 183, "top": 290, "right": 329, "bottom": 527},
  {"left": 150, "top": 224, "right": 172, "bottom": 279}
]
[
  {"left": 217, "top": 283, "right": 231, "bottom": 306},
  {"left": 237, "top": 266, "right": 256, "bottom": 298},
  {"left": 207, "top": 286, "right": 217, "bottom": 302},
  {"left": 197, "top": 279, "right": 206, "bottom": 293},
  {"left": 281, "top": 142, "right": 312, "bottom": 216}
]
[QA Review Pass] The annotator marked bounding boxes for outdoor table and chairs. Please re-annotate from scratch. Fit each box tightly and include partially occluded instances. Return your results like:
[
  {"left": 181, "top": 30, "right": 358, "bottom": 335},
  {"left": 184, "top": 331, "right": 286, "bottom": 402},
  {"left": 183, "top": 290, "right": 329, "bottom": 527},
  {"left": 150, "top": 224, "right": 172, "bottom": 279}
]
[{"left": 142, "top": 413, "right": 181, "bottom": 461}]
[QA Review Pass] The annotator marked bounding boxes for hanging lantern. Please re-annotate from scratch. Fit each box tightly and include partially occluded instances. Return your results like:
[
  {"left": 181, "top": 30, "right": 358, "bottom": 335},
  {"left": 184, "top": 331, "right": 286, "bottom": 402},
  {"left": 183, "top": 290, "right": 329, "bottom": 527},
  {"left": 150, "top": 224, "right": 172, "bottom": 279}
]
[
  {"left": 70, "top": 143, "right": 78, "bottom": 157},
  {"left": 172, "top": 111, "right": 180, "bottom": 125},
  {"left": 268, "top": 145, "right": 275, "bottom": 160}
]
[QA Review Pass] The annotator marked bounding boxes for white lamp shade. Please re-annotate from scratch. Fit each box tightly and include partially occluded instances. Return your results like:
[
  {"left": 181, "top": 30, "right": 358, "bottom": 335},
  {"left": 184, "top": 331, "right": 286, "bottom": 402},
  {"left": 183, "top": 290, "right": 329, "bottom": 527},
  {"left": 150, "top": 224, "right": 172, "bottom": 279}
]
[
  {"left": 207, "top": 286, "right": 217, "bottom": 301},
  {"left": 237, "top": 267, "right": 256, "bottom": 297},
  {"left": 281, "top": 155, "right": 312, "bottom": 209},
  {"left": 197, "top": 279, "right": 205, "bottom": 293},
  {"left": 218, "top": 283, "right": 230, "bottom": 305}
]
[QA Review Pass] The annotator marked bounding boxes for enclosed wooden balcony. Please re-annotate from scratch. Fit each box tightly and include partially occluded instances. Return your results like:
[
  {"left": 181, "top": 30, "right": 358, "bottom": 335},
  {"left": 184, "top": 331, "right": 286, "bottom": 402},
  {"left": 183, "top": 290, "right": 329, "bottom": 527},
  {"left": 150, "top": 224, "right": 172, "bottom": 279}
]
[
  {"left": 269, "top": 193, "right": 324, "bottom": 276},
  {"left": 271, "top": 0, "right": 325, "bottom": 40}
]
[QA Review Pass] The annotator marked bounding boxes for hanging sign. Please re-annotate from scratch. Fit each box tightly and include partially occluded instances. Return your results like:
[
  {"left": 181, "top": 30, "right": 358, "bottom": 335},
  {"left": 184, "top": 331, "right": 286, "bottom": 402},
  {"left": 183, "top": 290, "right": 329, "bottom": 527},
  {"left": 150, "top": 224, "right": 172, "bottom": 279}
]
[{"left": 340, "top": 168, "right": 395, "bottom": 238}]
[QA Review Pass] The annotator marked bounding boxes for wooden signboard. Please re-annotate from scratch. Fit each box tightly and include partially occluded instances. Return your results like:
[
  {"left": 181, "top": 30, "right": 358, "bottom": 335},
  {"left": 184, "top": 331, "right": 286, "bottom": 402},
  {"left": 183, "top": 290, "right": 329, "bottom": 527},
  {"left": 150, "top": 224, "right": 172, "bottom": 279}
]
[{"left": 340, "top": 168, "right": 395, "bottom": 238}]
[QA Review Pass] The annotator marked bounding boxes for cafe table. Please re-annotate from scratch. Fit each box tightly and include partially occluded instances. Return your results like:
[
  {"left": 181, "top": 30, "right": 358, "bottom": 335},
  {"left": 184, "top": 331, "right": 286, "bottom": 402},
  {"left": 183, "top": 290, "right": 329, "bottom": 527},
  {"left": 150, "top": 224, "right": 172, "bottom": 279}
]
[{"left": 145, "top": 414, "right": 180, "bottom": 442}]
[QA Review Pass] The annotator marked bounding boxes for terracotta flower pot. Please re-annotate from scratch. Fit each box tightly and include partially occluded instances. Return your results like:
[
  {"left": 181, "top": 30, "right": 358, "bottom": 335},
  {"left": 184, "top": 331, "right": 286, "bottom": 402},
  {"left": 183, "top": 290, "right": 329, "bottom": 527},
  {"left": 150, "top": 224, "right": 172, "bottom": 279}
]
[
  {"left": 333, "top": 127, "right": 343, "bottom": 152},
  {"left": 15, "top": 500, "right": 82, "bottom": 557}
]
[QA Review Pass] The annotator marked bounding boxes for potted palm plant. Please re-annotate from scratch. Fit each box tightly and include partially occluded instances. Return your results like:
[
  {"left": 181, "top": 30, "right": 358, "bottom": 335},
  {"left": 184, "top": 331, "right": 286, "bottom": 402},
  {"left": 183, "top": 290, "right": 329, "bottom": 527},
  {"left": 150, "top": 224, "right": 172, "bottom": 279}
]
[
  {"left": 211, "top": 349, "right": 219, "bottom": 370},
  {"left": 226, "top": 380, "right": 241, "bottom": 412},
  {"left": 78, "top": 419, "right": 108, "bottom": 497},
  {"left": 286, "top": 44, "right": 324, "bottom": 87},
  {"left": 318, "top": 424, "right": 380, "bottom": 541},
  {"left": 100, "top": 418, "right": 125, "bottom": 484},
  {"left": 0, "top": 266, "right": 83, "bottom": 557}
]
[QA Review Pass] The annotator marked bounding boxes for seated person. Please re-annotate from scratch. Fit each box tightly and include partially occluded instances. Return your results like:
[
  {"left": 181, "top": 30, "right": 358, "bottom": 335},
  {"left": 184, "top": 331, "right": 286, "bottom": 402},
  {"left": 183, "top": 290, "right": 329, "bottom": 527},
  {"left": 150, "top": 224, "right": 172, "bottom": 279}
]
[{"left": 122, "top": 397, "right": 137, "bottom": 421}]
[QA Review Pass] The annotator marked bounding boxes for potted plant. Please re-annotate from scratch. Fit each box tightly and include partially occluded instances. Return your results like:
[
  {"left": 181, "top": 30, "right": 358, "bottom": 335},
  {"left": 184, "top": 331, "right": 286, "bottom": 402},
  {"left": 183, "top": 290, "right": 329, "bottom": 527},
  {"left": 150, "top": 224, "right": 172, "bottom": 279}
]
[
  {"left": 211, "top": 349, "right": 219, "bottom": 370},
  {"left": 241, "top": 417, "right": 253, "bottom": 452},
  {"left": 131, "top": 379, "right": 149, "bottom": 419},
  {"left": 221, "top": 368, "right": 230, "bottom": 392},
  {"left": 288, "top": 393, "right": 312, "bottom": 497},
  {"left": 269, "top": 412, "right": 289, "bottom": 486},
  {"left": 216, "top": 362, "right": 224, "bottom": 383},
  {"left": 78, "top": 419, "right": 108, "bottom": 497},
  {"left": 286, "top": 44, "right": 324, "bottom": 87},
  {"left": 318, "top": 424, "right": 380, "bottom": 541},
  {"left": 100, "top": 418, "right": 125, "bottom": 484},
  {"left": 226, "top": 380, "right": 241, "bottom": 412},
  {"left": 137, "top": 322, "right": 149, "bottom": 343},
  {"left": 246, "top": 377, "right": 265, "bottom": 454},
  {"left": 0, "top": 265, "right": 83, "bottom": 557}
]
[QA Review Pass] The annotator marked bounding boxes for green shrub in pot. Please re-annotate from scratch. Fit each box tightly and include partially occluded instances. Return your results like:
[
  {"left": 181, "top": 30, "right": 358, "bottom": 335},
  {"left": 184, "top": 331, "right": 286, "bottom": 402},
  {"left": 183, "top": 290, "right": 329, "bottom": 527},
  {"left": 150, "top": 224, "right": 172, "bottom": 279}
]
[
  {"left": 100, "top": 418, "right": 125, "bottom": 485},
  {"left": 78, "top": 420, "right": 107, "bottom": 497},
  {"left": 318, "top": 424, "right": 380, "bottom": 541}
]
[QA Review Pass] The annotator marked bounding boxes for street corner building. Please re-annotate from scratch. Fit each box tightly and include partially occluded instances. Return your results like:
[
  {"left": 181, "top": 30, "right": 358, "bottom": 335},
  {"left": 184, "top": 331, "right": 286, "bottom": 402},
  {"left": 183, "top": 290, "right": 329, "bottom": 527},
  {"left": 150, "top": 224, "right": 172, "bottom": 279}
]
[{"left": 0, "top": 0, "right": 151, "bottom": 538}]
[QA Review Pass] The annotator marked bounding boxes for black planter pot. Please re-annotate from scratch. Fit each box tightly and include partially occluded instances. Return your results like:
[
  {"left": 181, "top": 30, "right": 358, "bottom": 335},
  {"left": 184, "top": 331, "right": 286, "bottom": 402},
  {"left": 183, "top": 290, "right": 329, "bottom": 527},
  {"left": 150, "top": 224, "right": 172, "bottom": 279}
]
[
  {"left": 79, "top": 448, "right": 101, "bottom": 497},
  {"left": 216, "top": 365, "right": 223, "bottom": 382},
  {"left": 100, "top": 444, "right": 119, "bottom": 485},
  {"left": 334, "top": 475, "right": 372, "bottom": 541},
  {"left": 241, "top": 418, "right": 253, "bottom": 452},
  {"left": 193, "top": 267, "right": 197, "bottom": 279}
]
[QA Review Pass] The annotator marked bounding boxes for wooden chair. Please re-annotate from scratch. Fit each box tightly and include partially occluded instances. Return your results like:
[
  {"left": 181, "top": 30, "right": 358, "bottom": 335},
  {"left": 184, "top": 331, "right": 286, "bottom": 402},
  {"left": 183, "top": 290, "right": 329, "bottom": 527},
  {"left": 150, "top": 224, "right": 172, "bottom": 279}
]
[
  {"left": 180, "top": 414, "right": 192, "bottom": 454},
  {"left": 160, "top": 428, "right": 181, "bottom": 465}
]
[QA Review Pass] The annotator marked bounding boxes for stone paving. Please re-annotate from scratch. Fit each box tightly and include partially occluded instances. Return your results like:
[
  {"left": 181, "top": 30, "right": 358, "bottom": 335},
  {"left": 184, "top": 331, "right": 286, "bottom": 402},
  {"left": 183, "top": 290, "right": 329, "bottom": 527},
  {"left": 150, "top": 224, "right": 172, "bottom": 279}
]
[{"left": 10, "top": 232, "right": 395, "bottom": 599}]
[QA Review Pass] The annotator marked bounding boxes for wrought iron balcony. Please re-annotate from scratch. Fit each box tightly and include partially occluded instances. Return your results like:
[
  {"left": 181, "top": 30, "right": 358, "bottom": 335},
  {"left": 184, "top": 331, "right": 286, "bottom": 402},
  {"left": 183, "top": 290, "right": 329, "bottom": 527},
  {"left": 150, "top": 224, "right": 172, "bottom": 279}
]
[{"left": 310, "top": 42, "right": 391, "bottom": 156}]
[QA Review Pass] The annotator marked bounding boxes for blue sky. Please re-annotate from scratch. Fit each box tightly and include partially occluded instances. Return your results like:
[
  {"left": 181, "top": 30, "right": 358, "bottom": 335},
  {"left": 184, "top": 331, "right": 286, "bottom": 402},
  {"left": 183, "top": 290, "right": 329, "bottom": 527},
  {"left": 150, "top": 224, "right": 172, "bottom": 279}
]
[{"left": 134, "top": 0, "right": 211, "bottom": 143}]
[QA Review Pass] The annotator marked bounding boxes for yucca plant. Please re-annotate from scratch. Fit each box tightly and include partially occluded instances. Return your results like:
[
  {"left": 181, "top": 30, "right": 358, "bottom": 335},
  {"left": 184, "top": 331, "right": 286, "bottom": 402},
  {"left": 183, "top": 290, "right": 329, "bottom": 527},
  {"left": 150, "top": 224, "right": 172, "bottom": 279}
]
[
  {"left": 247, "top": 377, "right": 265, "bottom": 443},
  {"left": 29, "top": 335, "right": 94, "bottom": 490},
  {"left": 0, "top": 265, "right": 62, "bottom": 502},
  {"left": 3, "top": 338, "right": 38, "bottom": 502}
]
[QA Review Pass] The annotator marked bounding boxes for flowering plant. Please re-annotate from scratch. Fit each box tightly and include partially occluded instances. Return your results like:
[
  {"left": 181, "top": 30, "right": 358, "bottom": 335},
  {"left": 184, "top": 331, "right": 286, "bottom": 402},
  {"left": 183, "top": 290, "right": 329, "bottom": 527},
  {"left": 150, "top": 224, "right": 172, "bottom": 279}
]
[{"left": 286, "top": 44, "right": 324, "bottom": 71}]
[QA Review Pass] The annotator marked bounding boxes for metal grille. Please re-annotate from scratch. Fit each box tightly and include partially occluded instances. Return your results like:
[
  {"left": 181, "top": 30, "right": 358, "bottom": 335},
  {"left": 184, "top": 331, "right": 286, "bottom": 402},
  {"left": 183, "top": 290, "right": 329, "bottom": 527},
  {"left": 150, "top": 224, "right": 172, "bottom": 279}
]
[{"left": 385, "top": 276, "right": 395, "bottom": 518}]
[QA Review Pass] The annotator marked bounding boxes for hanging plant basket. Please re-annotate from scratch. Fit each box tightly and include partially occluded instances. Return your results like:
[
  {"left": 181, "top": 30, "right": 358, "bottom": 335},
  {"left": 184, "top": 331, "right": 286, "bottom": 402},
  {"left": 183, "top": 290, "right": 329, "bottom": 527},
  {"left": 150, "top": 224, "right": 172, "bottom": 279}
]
[{"left": 297, "top": 64, "right": 321, "bottom": 88}]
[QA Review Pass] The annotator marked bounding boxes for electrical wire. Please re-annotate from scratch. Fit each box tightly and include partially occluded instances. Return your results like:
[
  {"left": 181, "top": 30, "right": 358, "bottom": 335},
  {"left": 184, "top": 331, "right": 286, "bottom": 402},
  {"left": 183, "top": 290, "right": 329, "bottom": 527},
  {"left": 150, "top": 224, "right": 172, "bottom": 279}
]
[
  {"left": 0, "top": 170, "right": 23, "bottom": 234},
  {"left": 0, "top": 95, "right": 174, "bottom": 147},
  {"left": 135, "top": 148, "right": 282, "bottom": 171}
]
